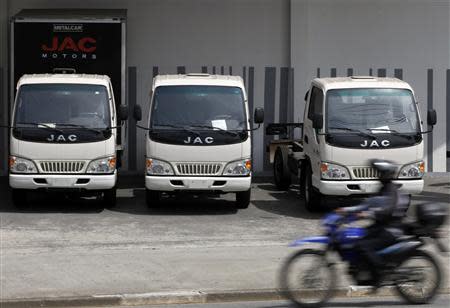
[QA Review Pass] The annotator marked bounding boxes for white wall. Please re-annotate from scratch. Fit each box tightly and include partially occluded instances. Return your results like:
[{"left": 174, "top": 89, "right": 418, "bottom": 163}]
[{"left": 291, "top": 0, "right": 450, "bottom": 171}]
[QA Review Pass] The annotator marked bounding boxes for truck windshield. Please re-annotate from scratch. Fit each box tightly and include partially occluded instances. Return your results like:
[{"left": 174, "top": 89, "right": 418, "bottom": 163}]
[
  {"left": 14, "top": 84, "right": 111, "bottom": 129},
  {"left": 326, "top": 88, "right": 420, "bottom": 134},
  {"left": 150, "top": 86, "right": 246, "bottom": 131}
]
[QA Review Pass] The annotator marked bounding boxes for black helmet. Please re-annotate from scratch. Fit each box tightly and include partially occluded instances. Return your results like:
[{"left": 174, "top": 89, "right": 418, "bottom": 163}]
[{"left": 370, "top": 159, "right": 397, "bottom": 181}]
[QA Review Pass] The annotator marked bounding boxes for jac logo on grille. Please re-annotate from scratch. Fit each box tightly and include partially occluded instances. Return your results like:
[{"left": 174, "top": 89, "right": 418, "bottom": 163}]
[
  {"left": 47, "top": 134, "right": 78, "bottom": 142},
  {"left": 183, "top": 136, "right": 214, "bottom": 144},
  {"left": 360, "top": 140, "right": 390, "bottom": 148}
]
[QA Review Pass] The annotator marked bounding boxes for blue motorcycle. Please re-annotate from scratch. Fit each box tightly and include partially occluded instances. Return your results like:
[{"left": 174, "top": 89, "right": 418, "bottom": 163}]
[{"left": 279, "top": 203, "right": 447, "bottom": 307}]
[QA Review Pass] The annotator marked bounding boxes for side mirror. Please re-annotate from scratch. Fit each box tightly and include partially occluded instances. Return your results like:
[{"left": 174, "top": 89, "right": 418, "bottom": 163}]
[
  {"left": 118, "top": 105, "right": 129, "bottom": 121},
  {"left": 133, "top": 105, "right": 142, "bottom": 122},
  {"left": 312, "top": 113, "right": 323, "bottom": 129},
  {"left": 427, "top": 109, "right": 437, "bottom": 126},
  {"left": 254, "top": 107, "right": 264, "bottom": 124}
]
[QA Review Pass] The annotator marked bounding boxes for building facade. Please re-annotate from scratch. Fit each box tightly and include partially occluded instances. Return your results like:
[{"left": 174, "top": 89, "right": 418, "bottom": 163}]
[{"left": 1, "top": 0, "right": 449, "bottom": 175}]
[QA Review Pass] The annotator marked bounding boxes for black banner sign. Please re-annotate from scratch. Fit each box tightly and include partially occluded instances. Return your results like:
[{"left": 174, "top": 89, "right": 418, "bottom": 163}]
[{"left": 13, "top": 21, "right": 123, "bottom": 105}]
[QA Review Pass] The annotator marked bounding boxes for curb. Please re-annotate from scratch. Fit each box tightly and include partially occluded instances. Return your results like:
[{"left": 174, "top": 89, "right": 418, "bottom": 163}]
[{"left": 2, "top": 287, "right": 449, "bottom": 308}]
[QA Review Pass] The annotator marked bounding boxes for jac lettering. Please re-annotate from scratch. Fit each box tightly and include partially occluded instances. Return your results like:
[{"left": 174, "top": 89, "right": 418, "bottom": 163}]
[
  {"left": 360, "top": 140, "right": 390, "bottom": 148},
  {"left": 42, "top": 37, "right": 97, "bottom": 53}
]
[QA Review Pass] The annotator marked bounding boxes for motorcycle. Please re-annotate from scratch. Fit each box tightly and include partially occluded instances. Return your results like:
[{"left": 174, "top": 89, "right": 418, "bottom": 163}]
[{"left": 279, "top": 168, "right": 448, "bottom": 307}]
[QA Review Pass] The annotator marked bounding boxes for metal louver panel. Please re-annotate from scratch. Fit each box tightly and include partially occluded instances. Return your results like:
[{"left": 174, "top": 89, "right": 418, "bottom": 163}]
[
  {"left": 40, "top": 161, "right": 85, "bottom": 174},
  {"left": 176, "top": 163, "right": 221, "bottom": 176}
]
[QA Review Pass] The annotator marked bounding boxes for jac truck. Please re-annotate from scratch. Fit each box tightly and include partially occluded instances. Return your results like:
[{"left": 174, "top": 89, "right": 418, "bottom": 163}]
[
  {"left": 267, "top": 76, "right": 436, "bottom": 211},
  {"left": 133, "top": 73, "right": 264, "bottom": 209},
  {"left": 9, "top": 73, "right": 128, "bottom": 208}
]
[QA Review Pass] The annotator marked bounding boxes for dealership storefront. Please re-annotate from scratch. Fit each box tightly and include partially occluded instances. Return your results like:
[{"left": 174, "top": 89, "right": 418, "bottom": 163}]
[{"left": 0, "top": 0, "right": 449, "bottom": 175}]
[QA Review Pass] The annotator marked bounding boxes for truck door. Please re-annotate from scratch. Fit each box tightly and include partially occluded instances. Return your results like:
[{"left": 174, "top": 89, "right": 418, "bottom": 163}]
[{"left": 304, "top": 86, "right": 324, "bottom": 180}]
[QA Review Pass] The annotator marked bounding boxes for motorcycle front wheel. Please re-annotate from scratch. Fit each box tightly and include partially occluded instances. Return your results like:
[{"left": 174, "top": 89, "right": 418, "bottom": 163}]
[
  {"left": 395, "top": 250, "right": 441, "bottom": 304},
  {"left": 279, "top": 249, "right": 336, "bottom": 308}
]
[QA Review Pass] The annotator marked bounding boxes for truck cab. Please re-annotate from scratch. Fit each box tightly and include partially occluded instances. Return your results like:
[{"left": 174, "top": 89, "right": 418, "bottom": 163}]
[
  {"left": 9, "top": 73, "right": 128, "bottom": 208},
  {"left": 268, "top": 76, "right": 436, "bottom": 211},
  {"left": 134, "top": 73, "right": 264, "bottom": 209}
]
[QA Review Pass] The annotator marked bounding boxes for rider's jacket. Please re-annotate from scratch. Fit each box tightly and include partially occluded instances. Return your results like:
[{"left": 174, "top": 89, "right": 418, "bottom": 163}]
[{"left": 342, "top": 183, "right": 409, "bottom": 228}]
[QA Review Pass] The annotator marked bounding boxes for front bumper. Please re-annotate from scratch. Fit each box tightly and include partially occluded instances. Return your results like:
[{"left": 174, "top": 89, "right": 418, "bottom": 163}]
[
  {"left": 9, "top": 172, "right": 117, "bottom": 190},
  {"left": 316, "top": 178, "right": 423, "bottom": 196},
  {"left": 145, "top": 175, "right": 251, "bottom": 192}
]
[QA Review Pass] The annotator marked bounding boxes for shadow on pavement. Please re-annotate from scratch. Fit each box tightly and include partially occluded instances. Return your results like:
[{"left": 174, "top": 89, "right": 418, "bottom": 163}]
[
  {"left": 0, "top": 189, "right": 105, "bottom": 214},
  {"left": 253, "top": 183, "right": 322, "bottom": 220},
  {"left": 254, "top": 182, "right": 363, "bottom": 219},
  {"left": 412, "top": 191, "right": 450, "bottom": 203},
  {"left": 110, "top": 189, "right": 239, "bottom": 216},
  {"left": 428, "top": 182, "right": 450, "bottom": 188},
  {"left": 252, "top": 199, "right": 323, "bottom": 220}
]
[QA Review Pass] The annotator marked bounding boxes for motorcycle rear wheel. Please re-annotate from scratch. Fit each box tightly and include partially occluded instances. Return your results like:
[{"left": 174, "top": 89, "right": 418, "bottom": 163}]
[
  {"left": 395, "top": 250, "right": 441, "bottom": 304},
  {"left": 279, "top": 249, "right": 336, "bottom": 308}
]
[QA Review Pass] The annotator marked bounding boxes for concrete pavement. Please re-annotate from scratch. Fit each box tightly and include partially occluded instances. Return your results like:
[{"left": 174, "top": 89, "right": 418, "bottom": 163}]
[{"left": 0, "top": 174, "right": 449, "bottom": 307}]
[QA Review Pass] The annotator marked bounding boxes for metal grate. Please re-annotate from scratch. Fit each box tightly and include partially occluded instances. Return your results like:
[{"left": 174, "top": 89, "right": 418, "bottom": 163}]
[
  {"left": 353, "top": 167, "right": 381, "bottom": 179},
  {"left": 40, "top": 161, "right": 85, "bottom": 174},
  {"left": 176, "top": 163, "right": 221, "bottom": 176}
]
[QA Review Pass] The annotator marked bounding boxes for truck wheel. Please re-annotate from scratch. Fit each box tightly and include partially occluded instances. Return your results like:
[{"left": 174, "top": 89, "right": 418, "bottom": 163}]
[
  {"left": 273, "top": 148, "right": 291, "bottom": 190},
  {"left": 235, "top": 189, "right": 251, "bottom": 209},
  {"left": 146, "top": 189, "right": 161, "bottom": 208},
  {"left": 102, "top": 188, "right": 117, "bottom": 209},
  {"left": 303, "top": 164, "right": 323, "bottom": 212},
  {"left": 12, "top": 189, "right": 28, "bottom": 209}
]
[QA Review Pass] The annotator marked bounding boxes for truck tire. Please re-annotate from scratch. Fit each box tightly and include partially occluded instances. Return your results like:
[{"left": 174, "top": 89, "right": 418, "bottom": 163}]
[
  {"left": 235, "top": 189, "right": 251, "bottom": 209},
  {"left": 273, "top": 147, "right": 291, "bottom": 190},
  {"left": 302, "top": 163, "right": 323, "bottom": 212},
  {"left": 102, "top": 188, "right": 117, "bottom": 209},
  {"left": 146, "top": 189, "right": 161, "bottom": 208},
  {"left": 12, "top": 189, "right": 28, "bottom": 209}
]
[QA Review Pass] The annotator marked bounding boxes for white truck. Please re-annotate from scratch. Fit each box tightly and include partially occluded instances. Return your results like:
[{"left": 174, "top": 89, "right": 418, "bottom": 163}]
[
  {"left": 267, "top": 76, "right": 436, "bottom": 211},
  {"left": 9, "top": 73, "right": 128, "bottom": 208},
  {"left": 133, "top": 73, "right": 264, "bottom": 209}
]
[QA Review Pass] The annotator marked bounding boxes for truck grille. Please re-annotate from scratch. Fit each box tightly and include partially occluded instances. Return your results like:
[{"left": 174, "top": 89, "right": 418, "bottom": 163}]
[
  {"left": 39, "top": 161, "right": 85, "bottom": 174},
  {"left": 176, "top": 163, "right": 222, "bottom": 176},
  {"left": 353, "top": 167, "right": 381, "bottom": 179}
]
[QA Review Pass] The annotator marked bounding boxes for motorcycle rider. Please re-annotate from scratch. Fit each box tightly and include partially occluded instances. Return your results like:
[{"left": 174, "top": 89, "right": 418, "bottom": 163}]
[{"left": 336, "top": 159, "right": 410, "bottom": 284}]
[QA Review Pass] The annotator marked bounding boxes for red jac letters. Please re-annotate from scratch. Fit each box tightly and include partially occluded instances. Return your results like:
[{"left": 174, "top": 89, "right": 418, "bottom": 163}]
[{"left": 42, "top": 37, "right": 96, "bottom": 53}]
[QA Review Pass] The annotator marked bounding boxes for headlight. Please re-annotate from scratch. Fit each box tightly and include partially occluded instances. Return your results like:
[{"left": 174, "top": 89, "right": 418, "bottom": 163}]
[
  {"left": 9, "top": 156, "right": 38, "bottom": 173},
  {"left": 87, "top": 156, "right": 116, "bottom": 174},
  {"left": 320, "top": 162, "right": 350, "bottom": 180},
  {"left": 223, "top": 159, "right": 251, "bottom": 176},
  {"left": 398, "top": 161, "right": 424, "bottom": 179},
  {"left": 146, "top": 158, "right": 174, "bottom": 175}
]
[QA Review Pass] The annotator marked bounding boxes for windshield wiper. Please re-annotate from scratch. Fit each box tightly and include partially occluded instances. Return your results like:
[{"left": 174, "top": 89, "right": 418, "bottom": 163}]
[
  {"left": 15, "top": 122, "right": 64, "bottom": 134},
  {"left": 327, "top": 127, "right": 376, "bottom": 139},
  {"left": 53, "top": 123, "right": 103, "bottom": 134},
  {"left": 368, "top": 128, "right": 415, "bottom": 140},
  {"left": 188, "top": 124, "right": 239, "bottom": 137},
  {"left": 151, "top": 124, "right": 200, "bottom": 135}
]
